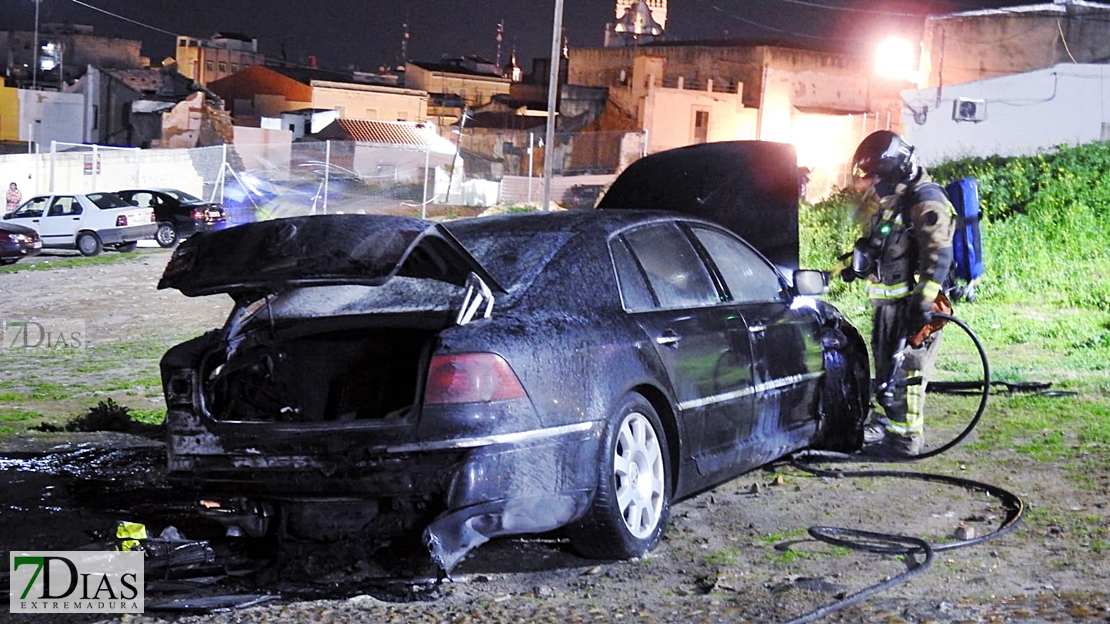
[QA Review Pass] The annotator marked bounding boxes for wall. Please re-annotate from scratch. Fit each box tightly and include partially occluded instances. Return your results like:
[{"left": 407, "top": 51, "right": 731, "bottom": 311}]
[
  {"left": 233, "top": 126, "right": 293, "bottom": 176},
  {"left": 640, "top": 77, "right": 757, "bottom": 153},
  {"left": 19, "top": 89, "right": 84, "bottom": 150},
  {"left": 176, "top": 36, "right": 265, "bottom": 86},
  {"left": 920, "top": 5, "right": 1110, "bottom": 90},
  {"left": 208, "top": 66, "right": 313, "bottom": 119},
  {"left": 404, "top": 63, "right": 512, "bottom": 108},
  {"left": 570, "top": 44, "right": 903, "bottom": 199},
  {"left": 310, "top": 81, "right": 429, "bottom": 122},
  {"left": 0, "top": 80, "right": 19, "bottom": 143},
  {"left": 902, "top": 63, "right": 1110, "bottom": 165}
]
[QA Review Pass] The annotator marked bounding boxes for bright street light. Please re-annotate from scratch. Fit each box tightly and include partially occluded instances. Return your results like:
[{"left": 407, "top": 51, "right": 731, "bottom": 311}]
[{"left": 875, "top": 36, "right": 917, "bottom": 82}]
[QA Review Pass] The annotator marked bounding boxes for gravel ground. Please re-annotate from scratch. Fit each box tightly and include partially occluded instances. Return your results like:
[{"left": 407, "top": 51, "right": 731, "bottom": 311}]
[{"left": 1, "top": 247, "right": 1108, "bottom": 624}]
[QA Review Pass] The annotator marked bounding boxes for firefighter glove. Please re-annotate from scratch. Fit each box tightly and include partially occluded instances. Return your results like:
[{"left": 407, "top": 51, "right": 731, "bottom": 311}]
[{"left": 909, "top": 293, "right": 954, "bottom": 347}]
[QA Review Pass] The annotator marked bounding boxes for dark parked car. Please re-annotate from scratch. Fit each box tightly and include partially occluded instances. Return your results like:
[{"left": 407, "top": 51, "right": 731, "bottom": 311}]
[
  {"left": 0, "top": 220, "right": 42, "bottom": 265},
  {"left": 157, "top": 142, "right": 870, "bottom": 573},
  {"left": 116, "top": 188, "right": 227, "bottom": 248}
]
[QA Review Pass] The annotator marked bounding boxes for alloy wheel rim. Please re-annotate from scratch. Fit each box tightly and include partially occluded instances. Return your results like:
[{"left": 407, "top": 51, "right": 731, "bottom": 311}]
[{"left": 613, "top": 411, "right": 665, "bottom": 539}]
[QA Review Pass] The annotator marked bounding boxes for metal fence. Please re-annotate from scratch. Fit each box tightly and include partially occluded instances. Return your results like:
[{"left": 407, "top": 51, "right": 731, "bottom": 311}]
[{"left": 0, "top": 129, "right": 644, "bottom": 223}]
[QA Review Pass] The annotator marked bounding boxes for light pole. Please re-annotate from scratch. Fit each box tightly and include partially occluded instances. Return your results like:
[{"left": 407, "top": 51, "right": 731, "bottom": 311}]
[
  {"left": 541, "top": 0, "right": 564, "bottom": 212},
  {"left": 32, "top": 0, "right": 42, "bottom": 90}
]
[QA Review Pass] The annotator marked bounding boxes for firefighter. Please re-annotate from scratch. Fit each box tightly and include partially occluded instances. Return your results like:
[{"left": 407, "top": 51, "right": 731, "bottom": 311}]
[{"left": 843, "top": 130, "right": 956, "bottom": 457}]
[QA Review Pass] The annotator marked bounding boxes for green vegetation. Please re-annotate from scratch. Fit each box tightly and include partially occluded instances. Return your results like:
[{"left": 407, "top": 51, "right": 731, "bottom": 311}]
[
  {"left": 0, "top": 250, "right": 159, "bottom": 274},
  {"left": 802, "top": 140, "right": 1110, "bottom": 487}
]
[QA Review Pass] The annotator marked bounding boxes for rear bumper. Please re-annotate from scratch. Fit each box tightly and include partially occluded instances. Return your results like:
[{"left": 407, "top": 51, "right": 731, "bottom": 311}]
[
  {"left": 166, "top": 407, "right": 602, "bottom": 572},
  {"left": 177, "top": 217, "right": 229, "bottom": 238},
  {"left": 97, "top": 223, "right": 157, "bottom": 244}
]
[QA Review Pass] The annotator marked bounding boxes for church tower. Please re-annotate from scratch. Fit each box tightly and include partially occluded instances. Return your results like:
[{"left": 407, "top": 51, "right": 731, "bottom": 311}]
[
  {"left": 615, "top": 0, "right": 667, "bottom": 31},
  {"left": 605, "top": 0, "right": 667, "bottom": 47}
]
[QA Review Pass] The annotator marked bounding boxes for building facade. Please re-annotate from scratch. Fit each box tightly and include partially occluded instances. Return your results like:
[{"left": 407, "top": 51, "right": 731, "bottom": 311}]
[
  {"left": 176, "top": 33, "right": 266, "bottom": 87},
  {"left": 569, "top": 42, "right": 905, "bottom": 199},
  {"left": 208, "top": 65, "right": 429, "bottom": 127},
  {"left": 919, "top": 0, "right": 1110, "bottom": 90}
]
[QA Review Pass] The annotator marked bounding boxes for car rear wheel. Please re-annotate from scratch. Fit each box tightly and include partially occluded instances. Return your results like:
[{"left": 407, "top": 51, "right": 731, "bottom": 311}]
[
  {"left": 76, "top": 232, "right": 102, "bottom": 257},
  {"left": 570, "top": 393, "right": 670, "bottom": 559},
  {"left": 116, "top": 241, "right": 138, "bottom": 253},
  {"left": 155, "top": 223, "right": 178, "bottom": 248}
]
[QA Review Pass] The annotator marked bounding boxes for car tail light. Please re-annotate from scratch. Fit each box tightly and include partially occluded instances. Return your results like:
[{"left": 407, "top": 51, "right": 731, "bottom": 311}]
[
  {"left": 191, "top": 208, "right": 205, "bottom": 221},
  {"left": 150, "top": 211, "right": 156, "bottom": 222},
  {"left": 424, "top": 353, "right": 526, "bottom": 404},
  {"left": 116, "top": 215, "right": 128, "bottom": 227},
  {"left": 165, "top": 370, "right": 195, "bottom": 407}
]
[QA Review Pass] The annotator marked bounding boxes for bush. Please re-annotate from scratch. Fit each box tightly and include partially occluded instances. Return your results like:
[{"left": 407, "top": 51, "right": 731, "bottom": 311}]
[
  {"left": 809, "top": 141, "right": 1110, "bottom": 311},
  {"left": 33, "top": 399, "right": 162, "bottom": 439}
]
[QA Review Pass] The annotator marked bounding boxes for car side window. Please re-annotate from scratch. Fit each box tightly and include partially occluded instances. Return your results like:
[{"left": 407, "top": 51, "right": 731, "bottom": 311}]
[
  {"left": 691, "top": 226, "right": 785, "bottom": 302},
  {"left": 610, "top": 237, "right": 655, "bottom": 312},
  {"left": 13, "top": 197, "right": 48, "bottom": 218},
  {"left": 49, "top": 197, "right": 80, "bottom": 217},
  {"left": 622, "top": 222, "right": 719, "bottom": 309}
]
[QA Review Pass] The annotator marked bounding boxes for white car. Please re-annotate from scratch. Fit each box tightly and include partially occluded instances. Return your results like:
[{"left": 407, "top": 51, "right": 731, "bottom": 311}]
[{"left": 4, "top": 192, "right": 157, "bottom": 256}]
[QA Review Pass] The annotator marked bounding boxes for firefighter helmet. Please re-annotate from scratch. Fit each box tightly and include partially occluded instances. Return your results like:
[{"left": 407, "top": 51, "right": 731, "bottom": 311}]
[{"left": 852, "top": 130, "right": 916, "bottom": 182}]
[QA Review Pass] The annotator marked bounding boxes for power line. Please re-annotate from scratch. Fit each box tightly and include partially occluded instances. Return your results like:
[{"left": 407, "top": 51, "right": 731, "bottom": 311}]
[
  {"left": 693, "top": 0, "right": 863, "bottom": 42},
  {"left": 67, "top": 0, "right": 178, "bottom": 38},
  {"left": 769, "top": 0, "right": 923, "bottom": 18}
]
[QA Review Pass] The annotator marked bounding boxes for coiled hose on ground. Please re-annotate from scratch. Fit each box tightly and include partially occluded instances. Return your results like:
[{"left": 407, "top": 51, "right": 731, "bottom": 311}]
[{"left": 778, "top": 313, "right": 1027, "bottom": 624}]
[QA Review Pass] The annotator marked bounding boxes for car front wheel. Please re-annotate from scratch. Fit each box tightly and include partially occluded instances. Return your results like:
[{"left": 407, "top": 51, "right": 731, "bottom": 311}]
[
  {"left": 815, "top": 326, "right": 869, "bottom": 453},
  {"left": 76, "top": 232, "right": 102, "bottom": 257},
  {"left": 155, "top": 223, "right": 178, "bottom": 248},
  {"left": 570, "top": 393, "right": 670, "bottom": 559}
]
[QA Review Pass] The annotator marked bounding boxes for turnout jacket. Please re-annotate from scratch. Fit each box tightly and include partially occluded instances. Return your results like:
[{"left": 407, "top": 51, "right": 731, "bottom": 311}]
[{"left": 862, "top": 170, "right": 956, "bottom": 314}]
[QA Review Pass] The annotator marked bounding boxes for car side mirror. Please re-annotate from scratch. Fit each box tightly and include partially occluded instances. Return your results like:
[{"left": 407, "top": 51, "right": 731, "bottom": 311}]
[{"left": 793, "top": 269, "right": 828, "bottom": 296}]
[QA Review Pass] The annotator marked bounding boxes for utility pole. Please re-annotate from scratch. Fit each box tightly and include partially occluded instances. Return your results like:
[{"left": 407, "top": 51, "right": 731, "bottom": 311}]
[
  {"left": 541, "top": 0, "right": 564, "bottom": 212},
  {"left": 32, "top": 0, "right": 42, "bottom": 90}
]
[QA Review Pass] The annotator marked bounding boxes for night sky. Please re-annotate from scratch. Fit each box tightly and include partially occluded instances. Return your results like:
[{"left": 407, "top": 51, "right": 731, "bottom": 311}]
[{"left": 9, "top": 0, "right": 1047, "bottom": 74}]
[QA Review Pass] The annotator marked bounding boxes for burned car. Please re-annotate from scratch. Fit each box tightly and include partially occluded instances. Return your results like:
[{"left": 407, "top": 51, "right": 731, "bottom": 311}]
[{"left": 158, "top": 142, "right": 869, "bottom": 573}]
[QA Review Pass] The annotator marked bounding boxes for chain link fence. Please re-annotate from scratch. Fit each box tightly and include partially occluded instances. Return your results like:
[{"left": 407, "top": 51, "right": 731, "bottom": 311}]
[{"left": 0, "top": 129, "right": 645, "bottom": 224}]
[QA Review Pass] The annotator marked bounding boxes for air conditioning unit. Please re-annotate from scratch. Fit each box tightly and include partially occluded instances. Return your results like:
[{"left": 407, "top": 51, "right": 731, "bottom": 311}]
[{"left": 953, "top": 98, "right": 987, "bottom": 122}]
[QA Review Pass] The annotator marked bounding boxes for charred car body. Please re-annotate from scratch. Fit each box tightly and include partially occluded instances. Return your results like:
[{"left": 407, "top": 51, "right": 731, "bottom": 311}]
[{"left": 159, "top": 142, "right": 869, "bottom": 573}]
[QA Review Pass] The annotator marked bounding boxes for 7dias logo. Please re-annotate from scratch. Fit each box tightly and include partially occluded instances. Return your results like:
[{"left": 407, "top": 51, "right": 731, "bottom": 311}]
[
  {"left": 1, "top": 319, "right": 86, "bottom": 355},
  {"left": 9, "top": 551, "right": 144, "bottom": 614}
]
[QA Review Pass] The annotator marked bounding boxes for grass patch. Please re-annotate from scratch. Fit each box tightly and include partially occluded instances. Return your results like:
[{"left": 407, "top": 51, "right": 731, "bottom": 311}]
[
  {"left": 0, "top": 410, "right": 44, "bottom": 423},
  {"left": 0, "top": 251, "right": 158, "bottom": 274}
]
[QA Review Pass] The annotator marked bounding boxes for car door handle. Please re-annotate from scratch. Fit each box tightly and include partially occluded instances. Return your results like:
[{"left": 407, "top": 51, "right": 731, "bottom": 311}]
[{"left": 656, "top": 330, "right": 681, "bottom": 348}]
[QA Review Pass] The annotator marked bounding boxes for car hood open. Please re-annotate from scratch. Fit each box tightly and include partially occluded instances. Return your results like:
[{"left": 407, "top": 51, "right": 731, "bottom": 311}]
[
  {"left": 158, "top": 214, "right": 504, "bottom": 299},
  {"left": 597, "top": 140, "right": 800, "bottom": 272}
]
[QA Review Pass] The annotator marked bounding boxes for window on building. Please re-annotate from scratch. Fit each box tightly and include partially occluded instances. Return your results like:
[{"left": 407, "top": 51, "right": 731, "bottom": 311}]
[
  {"left": 205, "top": 61, "right": 214, "bottom": 72},
  {"left": 231, "top": 64, "right": 239, "bottom": 72},
  {"left": 693, "top": 110, "right": 710, "bottom": 144},
  {"left": 289, "top": 124, "right": 296, "bottom": 132},
  {"left": 218, "top": 62, "right": 227, "bottom": 73},
  {"left": 91, "top": 105, "right": 98, "bottom": 130},
  {"left": 365, "top": 108, "right": 378, "bottom": 120}
]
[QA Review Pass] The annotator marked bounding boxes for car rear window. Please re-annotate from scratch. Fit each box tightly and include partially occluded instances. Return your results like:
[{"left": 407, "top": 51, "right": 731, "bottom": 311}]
[
  {"left": 87, "top": 192, "right": 132, "bottom": 209},
  {"left": 161, "top": 189, "right": 205, "bottom": 203}
]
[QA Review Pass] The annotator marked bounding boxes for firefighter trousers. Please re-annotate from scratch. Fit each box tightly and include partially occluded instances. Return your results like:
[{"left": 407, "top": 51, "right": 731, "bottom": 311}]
[{"left": 871, "top": 300, "right": 944, "bottom": 441}]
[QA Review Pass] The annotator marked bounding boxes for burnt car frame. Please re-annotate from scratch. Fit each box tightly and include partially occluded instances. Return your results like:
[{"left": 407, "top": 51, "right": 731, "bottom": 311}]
[{"left": 158, "top": 142, "right": 870, "bottom": 573}]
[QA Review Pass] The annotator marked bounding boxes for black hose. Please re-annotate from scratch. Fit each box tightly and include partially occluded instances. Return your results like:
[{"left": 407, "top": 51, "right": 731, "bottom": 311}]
[
  {"left": 894, "top": 312, "right": 990, "bottom": 461},
  {"left": 776, "top": 314, "right": 1027, "bottom": 624}
]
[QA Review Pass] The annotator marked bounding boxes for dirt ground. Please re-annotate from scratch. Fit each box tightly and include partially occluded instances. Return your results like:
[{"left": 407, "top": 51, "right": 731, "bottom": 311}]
[{"left": 1, "top": 248, "right": 1109, "bottom": 624}]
